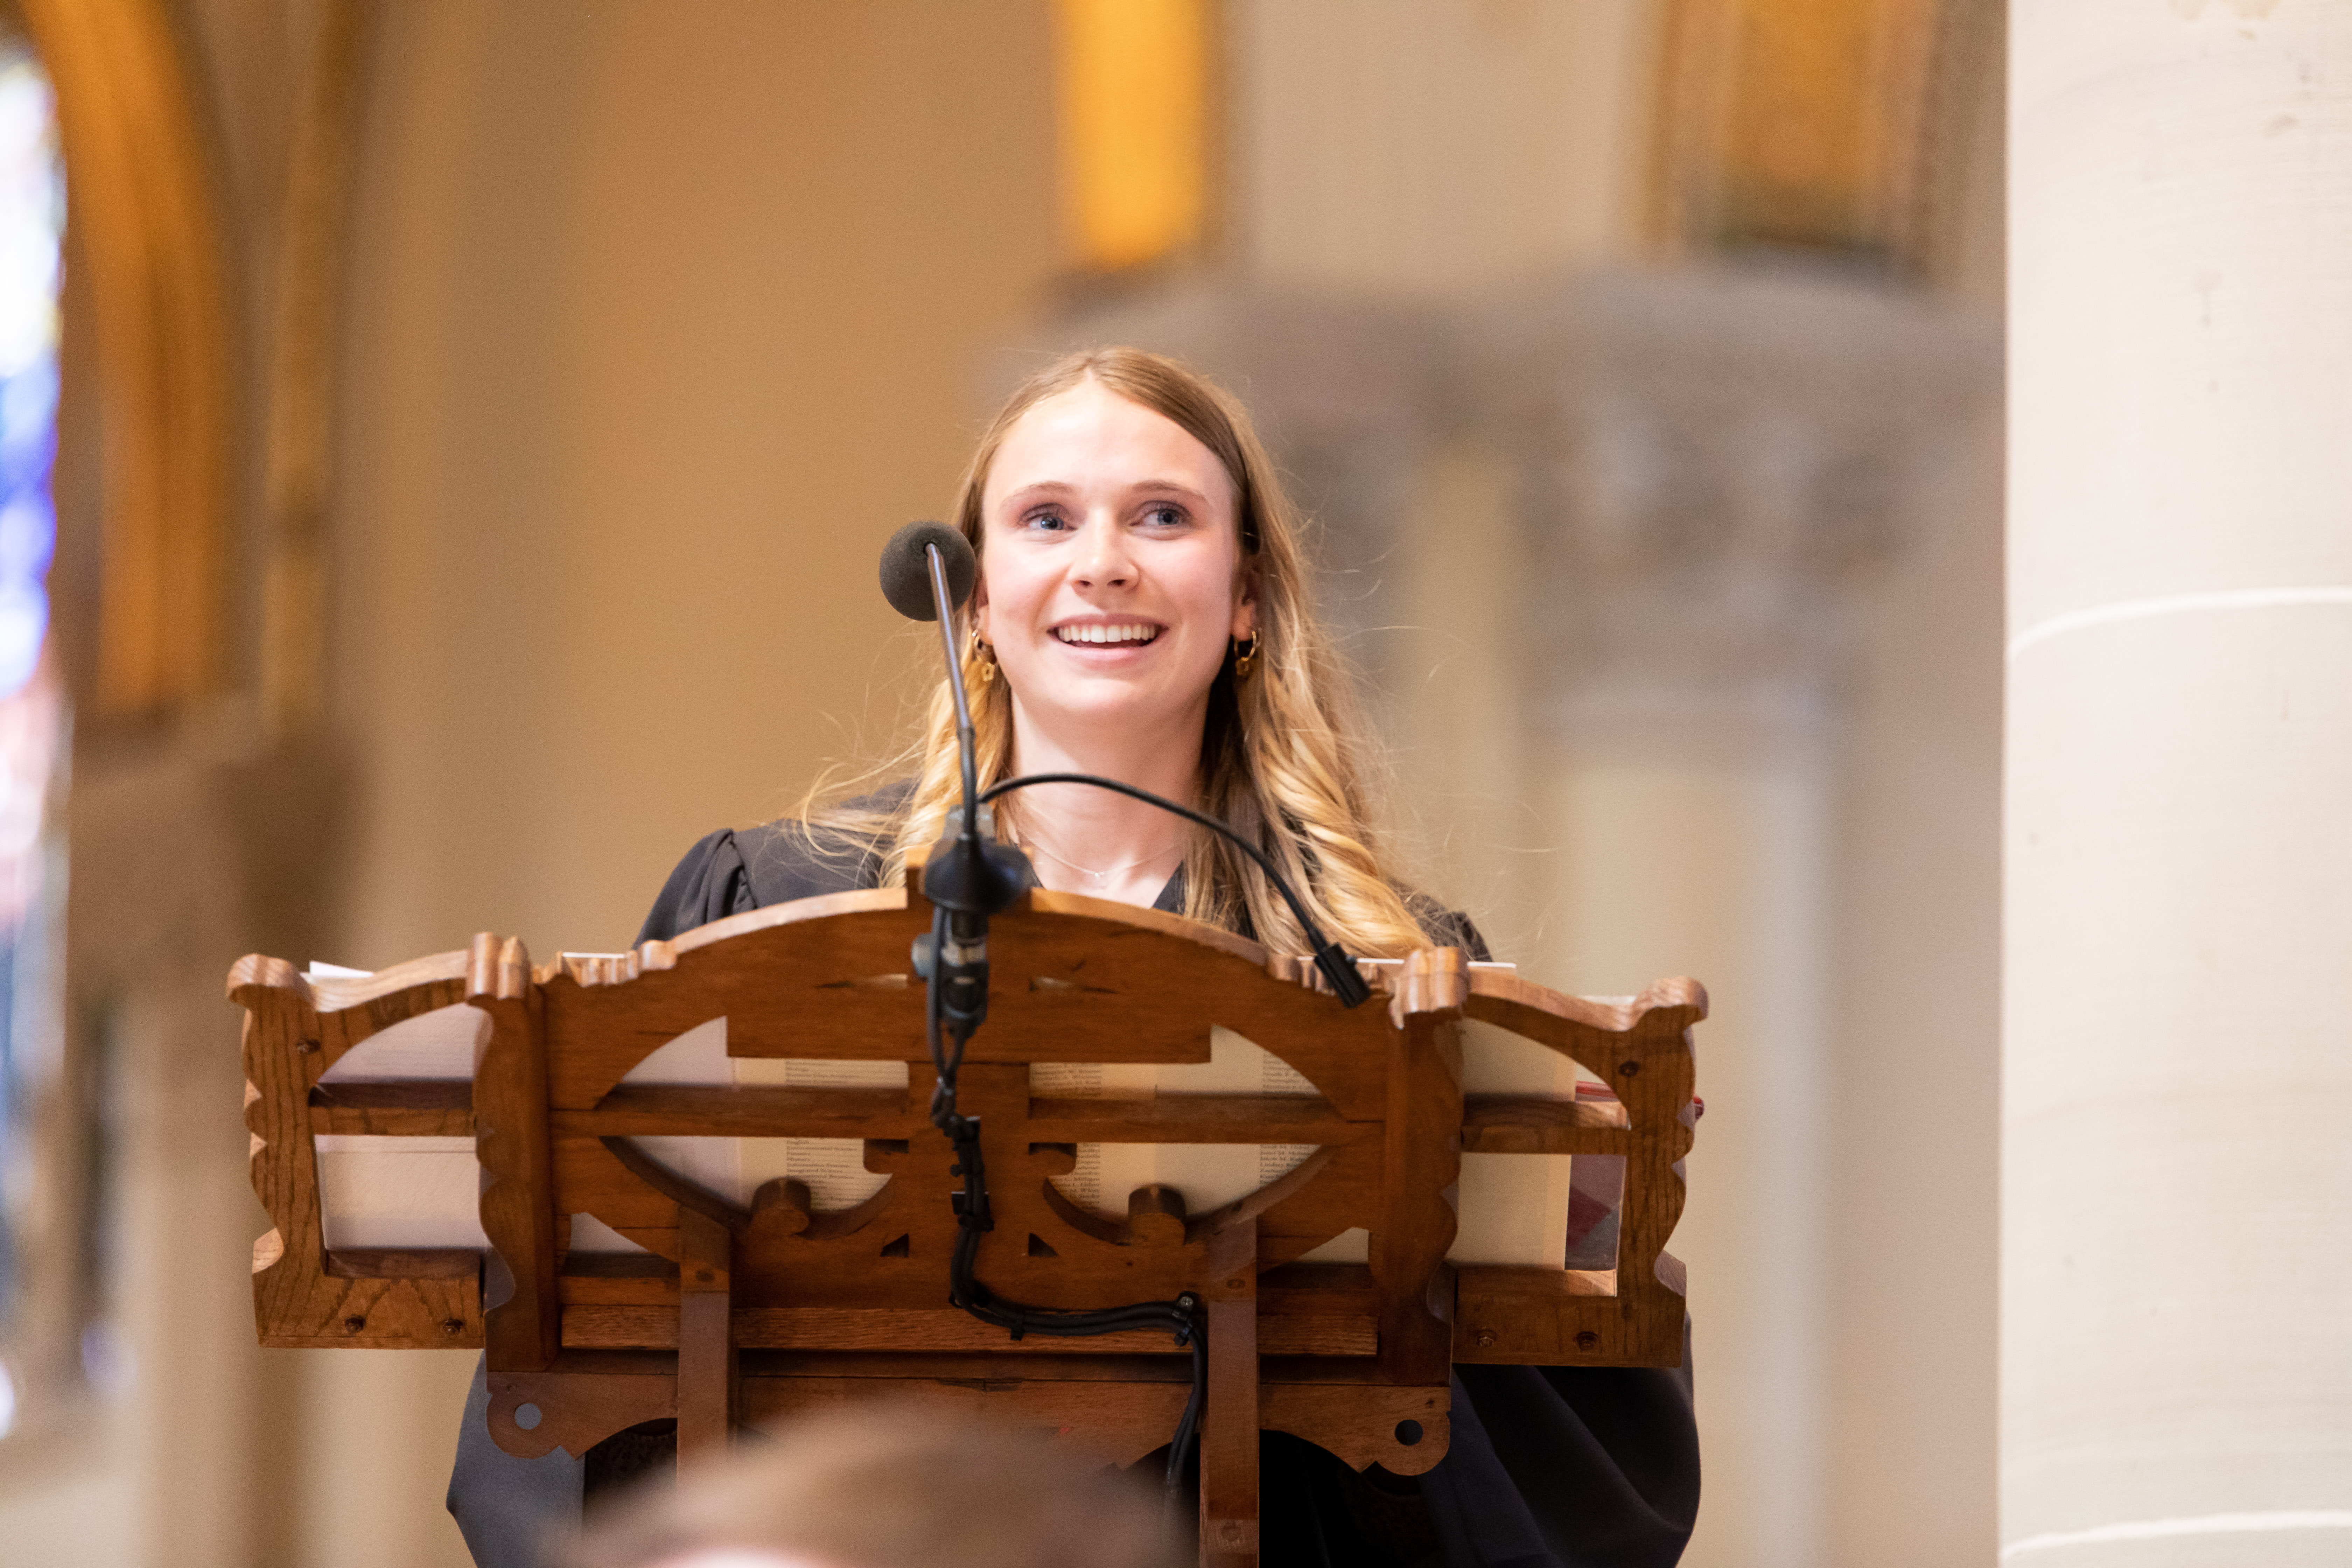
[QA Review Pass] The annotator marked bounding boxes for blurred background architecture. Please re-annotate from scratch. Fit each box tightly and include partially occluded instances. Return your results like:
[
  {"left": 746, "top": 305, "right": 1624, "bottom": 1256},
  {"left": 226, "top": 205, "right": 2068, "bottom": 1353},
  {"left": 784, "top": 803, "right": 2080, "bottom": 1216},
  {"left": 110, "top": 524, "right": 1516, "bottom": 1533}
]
[{"left": 0, "top": 2, "right": 2014, "bottom": 1564}]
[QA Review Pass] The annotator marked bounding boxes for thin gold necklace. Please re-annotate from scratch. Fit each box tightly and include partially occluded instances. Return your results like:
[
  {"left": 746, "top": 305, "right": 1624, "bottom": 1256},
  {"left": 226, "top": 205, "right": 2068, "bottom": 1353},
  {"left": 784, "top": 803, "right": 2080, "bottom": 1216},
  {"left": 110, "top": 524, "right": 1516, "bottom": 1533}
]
[{"left": 1023, "top": 837, "right": 1184, "bottom": 887}]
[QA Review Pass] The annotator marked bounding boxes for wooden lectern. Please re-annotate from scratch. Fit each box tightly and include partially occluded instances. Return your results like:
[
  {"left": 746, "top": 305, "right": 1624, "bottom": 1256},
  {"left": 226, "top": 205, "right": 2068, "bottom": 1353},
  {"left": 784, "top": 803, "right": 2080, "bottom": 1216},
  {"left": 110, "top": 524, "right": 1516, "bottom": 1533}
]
[{"left": 233, "top": 874, "right": 1700, "bottom": 1567}]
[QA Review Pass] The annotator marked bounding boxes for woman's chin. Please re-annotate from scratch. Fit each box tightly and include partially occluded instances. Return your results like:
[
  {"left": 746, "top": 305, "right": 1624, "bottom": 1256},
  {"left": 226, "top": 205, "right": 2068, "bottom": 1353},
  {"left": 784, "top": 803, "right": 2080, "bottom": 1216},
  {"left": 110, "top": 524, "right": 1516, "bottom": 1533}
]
[{"left": 1004, "top": 678, "right": 1205, "bottom": 739}]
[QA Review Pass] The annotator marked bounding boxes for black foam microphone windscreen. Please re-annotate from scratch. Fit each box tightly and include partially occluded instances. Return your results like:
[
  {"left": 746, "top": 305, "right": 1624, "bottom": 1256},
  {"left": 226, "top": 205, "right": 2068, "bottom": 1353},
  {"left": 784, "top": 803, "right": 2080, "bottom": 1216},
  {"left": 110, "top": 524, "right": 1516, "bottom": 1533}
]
[{"left": 878, "top": 520, "right": 977, "bottom": 621}]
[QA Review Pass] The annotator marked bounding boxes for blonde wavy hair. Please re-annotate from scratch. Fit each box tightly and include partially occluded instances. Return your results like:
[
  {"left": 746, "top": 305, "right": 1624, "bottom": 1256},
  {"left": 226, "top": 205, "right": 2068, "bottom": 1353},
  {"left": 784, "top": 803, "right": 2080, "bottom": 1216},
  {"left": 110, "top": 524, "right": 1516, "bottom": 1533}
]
[{"left": 800, "top": 346, "right": 1429, "bottom": 959}]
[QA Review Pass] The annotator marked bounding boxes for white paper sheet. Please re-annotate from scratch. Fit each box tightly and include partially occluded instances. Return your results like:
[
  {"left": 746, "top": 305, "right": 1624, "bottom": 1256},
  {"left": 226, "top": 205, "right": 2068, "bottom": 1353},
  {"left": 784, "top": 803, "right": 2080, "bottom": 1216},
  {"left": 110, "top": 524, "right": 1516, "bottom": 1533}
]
[
  {"left": 314, "top": 1135, "right": 490, "bottom": 1250},
  {"left": 315, "top": 1004, "right": 487, "bottom": 1082}
]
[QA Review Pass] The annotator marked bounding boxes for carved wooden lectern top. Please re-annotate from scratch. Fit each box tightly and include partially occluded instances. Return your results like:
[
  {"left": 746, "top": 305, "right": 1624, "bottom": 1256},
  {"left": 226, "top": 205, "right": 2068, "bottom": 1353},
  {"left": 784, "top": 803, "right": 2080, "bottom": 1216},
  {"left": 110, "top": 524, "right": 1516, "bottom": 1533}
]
[{"left": 232, "top": 874, "right": 1701, "bottom": 1567}]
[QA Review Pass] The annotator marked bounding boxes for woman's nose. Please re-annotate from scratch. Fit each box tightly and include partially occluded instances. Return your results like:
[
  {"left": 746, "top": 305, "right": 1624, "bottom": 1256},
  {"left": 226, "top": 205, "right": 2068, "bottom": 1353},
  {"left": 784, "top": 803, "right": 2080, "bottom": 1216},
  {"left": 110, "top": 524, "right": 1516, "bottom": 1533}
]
[{"left": 1071, "top": 516, "right": 1135, "bottom": 588}]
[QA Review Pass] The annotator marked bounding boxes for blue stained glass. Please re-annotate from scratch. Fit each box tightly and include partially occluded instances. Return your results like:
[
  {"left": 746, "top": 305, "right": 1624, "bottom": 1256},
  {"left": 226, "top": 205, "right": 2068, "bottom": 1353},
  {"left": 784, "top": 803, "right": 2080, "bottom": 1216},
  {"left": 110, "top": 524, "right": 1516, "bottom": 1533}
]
[
  {"left": 0, "top": 35, "right": 61, "bottom": 1396},
  {"left": 0, "top": 47, "right": 55, "bottom": 706},
  {"left": 0, "top": 358, "right": 54, "bottom": 482}
]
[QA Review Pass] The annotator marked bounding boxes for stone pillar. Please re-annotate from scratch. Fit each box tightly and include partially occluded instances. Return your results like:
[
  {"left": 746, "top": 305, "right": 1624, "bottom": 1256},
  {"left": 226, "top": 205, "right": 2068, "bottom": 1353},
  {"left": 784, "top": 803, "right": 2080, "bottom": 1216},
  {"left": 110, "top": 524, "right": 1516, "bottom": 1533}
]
[
  {"left": 2006, "top": 6, "right": 2352, "bottom": 1564},
  {"left": 1480, "top": 267, "right": 1988, "bottom": 1568}
]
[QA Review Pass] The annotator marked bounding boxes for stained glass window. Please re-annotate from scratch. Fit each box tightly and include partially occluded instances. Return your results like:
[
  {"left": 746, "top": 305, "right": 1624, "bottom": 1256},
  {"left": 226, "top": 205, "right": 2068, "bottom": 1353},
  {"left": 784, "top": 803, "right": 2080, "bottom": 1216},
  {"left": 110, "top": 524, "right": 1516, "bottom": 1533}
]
[{"left": 0, "top": 27, "right": 65, "bottom": 1439}]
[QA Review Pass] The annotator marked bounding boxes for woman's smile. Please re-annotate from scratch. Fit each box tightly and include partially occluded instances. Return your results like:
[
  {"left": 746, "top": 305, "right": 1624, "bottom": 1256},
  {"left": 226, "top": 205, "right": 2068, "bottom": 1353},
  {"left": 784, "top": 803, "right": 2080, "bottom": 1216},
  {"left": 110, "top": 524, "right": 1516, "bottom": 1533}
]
[{"left": 1049, "top": 616, "right": 1165, "bottom": 649}]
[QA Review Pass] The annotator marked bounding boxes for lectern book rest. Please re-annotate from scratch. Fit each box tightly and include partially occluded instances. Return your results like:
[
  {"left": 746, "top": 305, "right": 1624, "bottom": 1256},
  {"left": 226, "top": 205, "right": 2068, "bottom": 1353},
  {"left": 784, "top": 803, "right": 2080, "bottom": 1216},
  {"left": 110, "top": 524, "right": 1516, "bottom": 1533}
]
[{"left": 233, "top": 870, "right": 1701, "bottom": 1567}]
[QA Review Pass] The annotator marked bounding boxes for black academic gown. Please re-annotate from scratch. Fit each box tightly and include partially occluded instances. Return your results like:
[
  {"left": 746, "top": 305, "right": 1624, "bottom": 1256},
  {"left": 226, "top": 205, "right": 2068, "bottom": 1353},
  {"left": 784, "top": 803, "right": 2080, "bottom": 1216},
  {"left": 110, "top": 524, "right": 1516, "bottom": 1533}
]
[{"left": 448, "top": 820, "right": 1700, "bottom": 1568}]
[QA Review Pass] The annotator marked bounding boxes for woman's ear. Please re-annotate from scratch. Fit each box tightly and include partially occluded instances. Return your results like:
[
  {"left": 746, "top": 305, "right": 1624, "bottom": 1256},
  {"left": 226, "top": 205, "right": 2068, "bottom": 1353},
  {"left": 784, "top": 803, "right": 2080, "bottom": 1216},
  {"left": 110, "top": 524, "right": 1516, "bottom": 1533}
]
[{"left": 1232, "top": 574, "right": 1259, "bottom": 641}]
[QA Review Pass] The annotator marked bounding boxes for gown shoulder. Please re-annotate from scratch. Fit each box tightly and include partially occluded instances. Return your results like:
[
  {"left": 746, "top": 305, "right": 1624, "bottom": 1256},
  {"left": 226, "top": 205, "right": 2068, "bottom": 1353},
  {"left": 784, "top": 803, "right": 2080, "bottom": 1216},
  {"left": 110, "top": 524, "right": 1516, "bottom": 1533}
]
[{"left": 634, "top": 783, "right": 914, "bottom": 945}]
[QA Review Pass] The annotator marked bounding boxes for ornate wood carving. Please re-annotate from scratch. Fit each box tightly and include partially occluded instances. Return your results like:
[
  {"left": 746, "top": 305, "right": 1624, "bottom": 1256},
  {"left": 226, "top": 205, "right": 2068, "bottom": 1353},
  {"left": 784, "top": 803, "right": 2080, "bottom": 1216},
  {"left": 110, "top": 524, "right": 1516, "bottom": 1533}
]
[{"left": 231, "top": 882, "right": 1703, "bottom": 1566}]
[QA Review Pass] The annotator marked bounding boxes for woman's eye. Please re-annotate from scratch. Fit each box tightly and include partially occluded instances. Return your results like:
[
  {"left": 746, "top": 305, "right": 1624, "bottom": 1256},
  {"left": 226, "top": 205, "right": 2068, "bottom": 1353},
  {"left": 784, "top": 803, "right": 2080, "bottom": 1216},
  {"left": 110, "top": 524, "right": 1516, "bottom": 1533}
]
[
  {"left": 1142, "top": 504, "right": 1186, "bottom": 528},
  {"left": 1021, "top": 510, "right": 1071, "bottom": 532}
]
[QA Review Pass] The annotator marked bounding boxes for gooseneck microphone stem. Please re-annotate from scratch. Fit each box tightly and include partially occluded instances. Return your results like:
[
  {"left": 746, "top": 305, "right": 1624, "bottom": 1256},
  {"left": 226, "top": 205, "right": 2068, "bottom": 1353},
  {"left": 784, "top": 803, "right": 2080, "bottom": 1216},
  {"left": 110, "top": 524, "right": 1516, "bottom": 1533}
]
[{"left": 923, "top": 544, "right": 981, "bottom": 856}]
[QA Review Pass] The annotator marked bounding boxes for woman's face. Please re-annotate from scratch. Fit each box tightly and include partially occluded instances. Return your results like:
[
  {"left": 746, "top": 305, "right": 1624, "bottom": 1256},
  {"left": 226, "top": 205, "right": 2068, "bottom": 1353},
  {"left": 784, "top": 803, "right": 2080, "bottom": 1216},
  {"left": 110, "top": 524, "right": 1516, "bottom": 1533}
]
[{"left": 974, "top": 380, "right": 1255, "bottom": 743}]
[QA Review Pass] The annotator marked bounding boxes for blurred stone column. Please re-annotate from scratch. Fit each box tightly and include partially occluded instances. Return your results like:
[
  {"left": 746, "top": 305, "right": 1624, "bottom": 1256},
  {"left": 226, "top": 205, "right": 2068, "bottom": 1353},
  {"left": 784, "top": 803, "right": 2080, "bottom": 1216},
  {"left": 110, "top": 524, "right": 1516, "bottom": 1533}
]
[
  {"left": 2007, "top": 5, "right": 2352, "bottom": 1564},
  {"left": 1478, "top": 268, "right": 1987, "bottom": 1568}
]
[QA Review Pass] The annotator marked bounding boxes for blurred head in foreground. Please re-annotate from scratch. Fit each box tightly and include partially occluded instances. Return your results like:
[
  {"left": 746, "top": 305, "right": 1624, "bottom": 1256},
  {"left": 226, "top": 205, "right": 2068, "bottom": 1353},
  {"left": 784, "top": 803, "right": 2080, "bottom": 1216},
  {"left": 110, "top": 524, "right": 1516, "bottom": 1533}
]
[{"left": 570, "top": 1406, "right": 1178, "bottom": 1568}]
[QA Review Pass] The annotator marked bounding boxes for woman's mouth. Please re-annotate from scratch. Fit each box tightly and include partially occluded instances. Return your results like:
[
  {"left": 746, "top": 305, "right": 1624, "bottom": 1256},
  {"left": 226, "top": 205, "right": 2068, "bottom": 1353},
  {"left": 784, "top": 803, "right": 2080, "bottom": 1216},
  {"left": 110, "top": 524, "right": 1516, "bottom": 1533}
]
[{"left": 1052, "top": 621, "right": 1162, "bottom": 646}]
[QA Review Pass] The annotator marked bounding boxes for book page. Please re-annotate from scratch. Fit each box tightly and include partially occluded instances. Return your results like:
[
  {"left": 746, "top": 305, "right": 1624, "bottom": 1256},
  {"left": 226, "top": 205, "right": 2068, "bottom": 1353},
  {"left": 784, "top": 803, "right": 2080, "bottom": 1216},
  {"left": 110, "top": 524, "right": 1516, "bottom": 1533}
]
[{"left": 314, "top": 1004, "right": 486, "bottom": 1082}]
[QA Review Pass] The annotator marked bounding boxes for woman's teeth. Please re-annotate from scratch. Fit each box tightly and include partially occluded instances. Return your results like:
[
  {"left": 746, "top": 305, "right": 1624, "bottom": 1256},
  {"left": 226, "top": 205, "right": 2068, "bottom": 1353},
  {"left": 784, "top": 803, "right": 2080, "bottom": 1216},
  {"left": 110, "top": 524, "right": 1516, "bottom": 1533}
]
[{"left": 1054, "top": 624, "right": 1160, "bottom": 645}]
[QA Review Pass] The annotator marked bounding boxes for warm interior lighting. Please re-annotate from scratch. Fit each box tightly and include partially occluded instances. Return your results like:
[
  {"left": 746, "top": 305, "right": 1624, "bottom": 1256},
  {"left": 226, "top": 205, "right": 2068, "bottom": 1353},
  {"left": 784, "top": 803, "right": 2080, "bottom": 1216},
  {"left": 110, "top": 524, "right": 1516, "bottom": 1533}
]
[{"left": 1054, "top": 0, "right": 1208, "bottom": 273}]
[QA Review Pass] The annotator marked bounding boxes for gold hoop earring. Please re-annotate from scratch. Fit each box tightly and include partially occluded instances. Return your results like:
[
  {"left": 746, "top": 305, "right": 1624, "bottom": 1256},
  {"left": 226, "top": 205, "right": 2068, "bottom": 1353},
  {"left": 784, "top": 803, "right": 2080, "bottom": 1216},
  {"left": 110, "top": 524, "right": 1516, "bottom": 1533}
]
[
  {"left": 968, "top": 627, "right": 996, "bottom": 685},
  {"left": 1232, "top": 632, "right": 1259, "bottom": 680}
]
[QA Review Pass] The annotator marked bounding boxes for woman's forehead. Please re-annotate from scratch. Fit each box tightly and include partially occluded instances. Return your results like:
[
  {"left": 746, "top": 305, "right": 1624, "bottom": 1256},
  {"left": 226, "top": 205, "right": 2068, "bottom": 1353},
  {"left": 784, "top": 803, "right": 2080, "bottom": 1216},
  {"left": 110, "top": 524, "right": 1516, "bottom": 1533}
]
[{"left": 985, "top": 382, "right": 1234, "bottom": 506}]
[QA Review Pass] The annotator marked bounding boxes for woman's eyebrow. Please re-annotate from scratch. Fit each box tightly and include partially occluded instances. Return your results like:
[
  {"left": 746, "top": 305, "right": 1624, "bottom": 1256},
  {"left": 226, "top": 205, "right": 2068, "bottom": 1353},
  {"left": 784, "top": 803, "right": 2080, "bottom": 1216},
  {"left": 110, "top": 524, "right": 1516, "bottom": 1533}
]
[
  {"left": 1130, "top": 479, "right": 1212, "bottom": 504},
  {"left": 998, "top": 478, "right": 1214, "bottom": 508},
  {"left": 999, "top": 481, "right": 1072, "bottom": 505}
]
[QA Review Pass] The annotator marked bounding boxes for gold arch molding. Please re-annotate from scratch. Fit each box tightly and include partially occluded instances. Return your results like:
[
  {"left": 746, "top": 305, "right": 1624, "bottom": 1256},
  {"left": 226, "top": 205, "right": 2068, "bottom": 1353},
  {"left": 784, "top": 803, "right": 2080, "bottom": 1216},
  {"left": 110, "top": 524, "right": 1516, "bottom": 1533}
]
[{"left": 23, "top": 0, "right": 234, "bottom": 716}]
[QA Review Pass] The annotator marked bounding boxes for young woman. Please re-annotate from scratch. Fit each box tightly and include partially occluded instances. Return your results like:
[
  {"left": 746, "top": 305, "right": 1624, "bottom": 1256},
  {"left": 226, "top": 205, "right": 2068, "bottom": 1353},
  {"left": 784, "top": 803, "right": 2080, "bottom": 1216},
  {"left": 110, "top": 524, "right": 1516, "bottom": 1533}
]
[{"left": 449, "top": 348, "right": 1699, "bottom": 1568}]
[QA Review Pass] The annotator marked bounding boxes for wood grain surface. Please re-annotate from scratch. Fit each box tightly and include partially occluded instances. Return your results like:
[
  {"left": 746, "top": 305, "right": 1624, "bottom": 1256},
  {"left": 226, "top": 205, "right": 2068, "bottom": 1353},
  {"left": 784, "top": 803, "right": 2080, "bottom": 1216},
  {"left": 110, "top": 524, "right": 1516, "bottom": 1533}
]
[{"left": 231, "top": 877, "right": 1704, "bottom": 1567}]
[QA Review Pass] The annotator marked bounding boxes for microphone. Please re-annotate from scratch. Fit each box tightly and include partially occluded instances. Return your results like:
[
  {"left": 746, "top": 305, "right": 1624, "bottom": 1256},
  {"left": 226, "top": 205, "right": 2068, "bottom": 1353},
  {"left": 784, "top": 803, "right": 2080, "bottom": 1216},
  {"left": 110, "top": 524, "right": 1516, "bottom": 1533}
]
[{"left": 880, "top": 520, "right": 976, "bottom": 621}]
